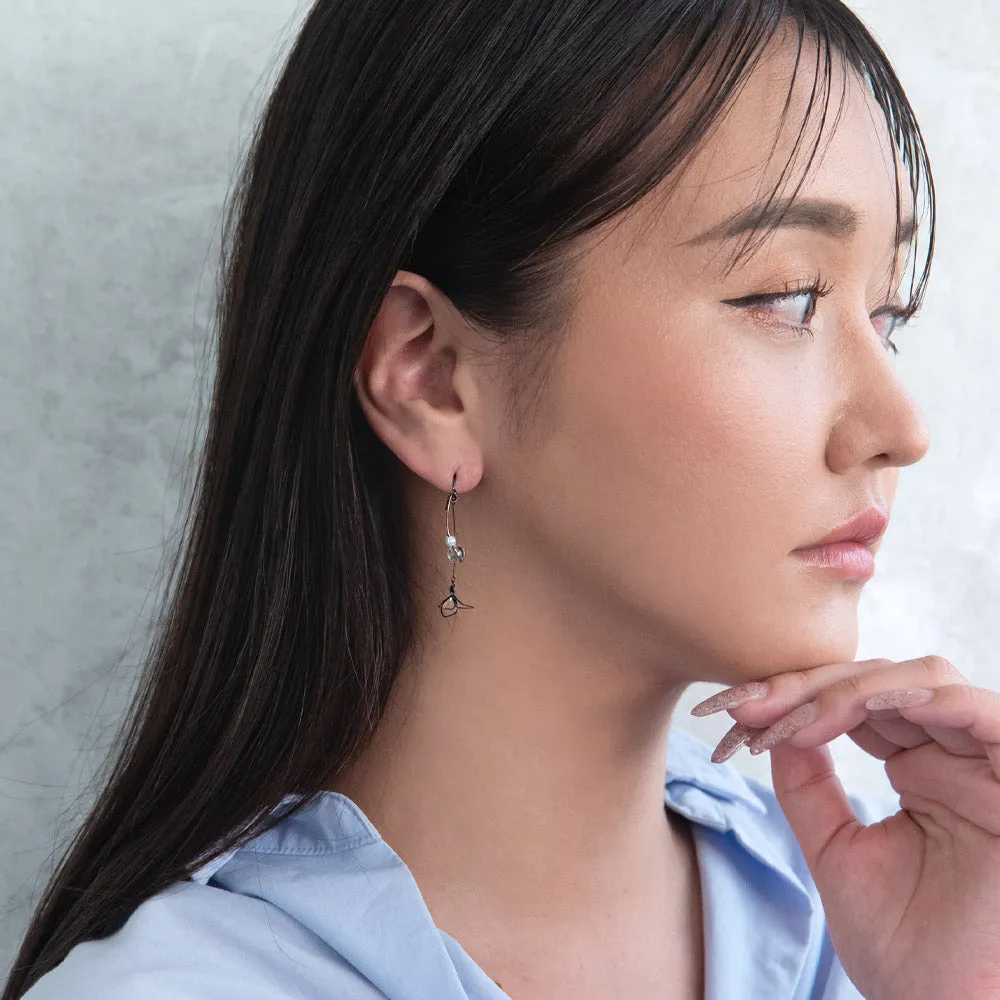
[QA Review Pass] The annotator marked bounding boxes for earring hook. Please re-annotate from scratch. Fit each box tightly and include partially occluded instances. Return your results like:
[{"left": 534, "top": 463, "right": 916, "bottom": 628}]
[{"left": 438, "top": 471, "right": 474, "bottom": 617}]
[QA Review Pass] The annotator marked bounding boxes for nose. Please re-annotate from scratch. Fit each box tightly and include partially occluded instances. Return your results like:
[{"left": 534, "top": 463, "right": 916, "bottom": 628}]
[{"left": 824, "top": 316, "right": 931, "bottom": 475}]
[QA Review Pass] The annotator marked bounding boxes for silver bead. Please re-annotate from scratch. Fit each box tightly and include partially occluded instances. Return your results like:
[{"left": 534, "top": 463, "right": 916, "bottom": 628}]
[{"left": 447, "top": 544, "right": 465, "bottom": 562}]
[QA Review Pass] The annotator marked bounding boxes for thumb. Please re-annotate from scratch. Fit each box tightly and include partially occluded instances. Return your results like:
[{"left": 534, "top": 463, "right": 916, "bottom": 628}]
[{"left": 768, "top": 741, "right": 864, "bottom": 882}]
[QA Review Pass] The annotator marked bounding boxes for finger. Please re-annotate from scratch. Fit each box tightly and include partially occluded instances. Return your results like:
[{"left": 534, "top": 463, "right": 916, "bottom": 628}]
[
  {"left": 767, "top": 741, "right": 863, "bottom": 884},
  {"left": 896, "top": 682, "right": 1000, "bottom": 775},
  {"left": 847, "top": 718, "right": 931, "bottom": 758},
  {"left": 743, "top": 659, "right": 969, "bottom": 754},
  {"left": 719, "top": 654, "right": 969, "bottom": 729},
  {"left": 864, "top": 686, "right": 983, "bottom": 757},
  {"left": 884, "top": 740, "right": 1000, "bottom": 837},
  {"left": 692, "top": 657, "right": 892, "bottom": 719},
  {"left": 778, "top": 682, "right": 995, "bottom": 762},
  {"left": 713, "top": 715, "right": 931, "bottom": 764}
]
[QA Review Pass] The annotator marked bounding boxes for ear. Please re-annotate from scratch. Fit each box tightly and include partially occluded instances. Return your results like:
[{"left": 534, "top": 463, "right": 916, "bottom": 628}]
[{"left": 352, "top": 270, "right": 484, "bottom": 496}]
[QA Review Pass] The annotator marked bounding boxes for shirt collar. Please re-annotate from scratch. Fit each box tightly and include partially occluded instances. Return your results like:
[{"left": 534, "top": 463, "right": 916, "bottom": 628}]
[
  {"left": 663, "top": 725, "right": 814, "bottom": 904},
  {"left": 191, "top": 724, "right": 803, "bottom": 900},
  {"left": 186, "top": 725, "right": 817, "bottom": 1000},
  {"left": 664, "top": 724, "right": 770, "bottom": 815}
]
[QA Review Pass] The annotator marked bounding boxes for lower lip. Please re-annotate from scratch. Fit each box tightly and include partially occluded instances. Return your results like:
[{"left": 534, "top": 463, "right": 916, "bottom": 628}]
[{"left": 792, "top": 541, "right": 875, "bottom": 579}]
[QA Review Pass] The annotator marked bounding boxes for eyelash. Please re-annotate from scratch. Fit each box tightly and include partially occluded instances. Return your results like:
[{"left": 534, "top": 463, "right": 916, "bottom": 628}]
[{"left": 722, "top": 275, "right": 916, "bottom": 355}]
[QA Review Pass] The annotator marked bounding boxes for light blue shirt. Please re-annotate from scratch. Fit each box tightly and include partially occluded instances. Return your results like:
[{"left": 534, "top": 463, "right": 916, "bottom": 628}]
[{"left": 22, "top": 725, "right": 898, "bottom": 999}]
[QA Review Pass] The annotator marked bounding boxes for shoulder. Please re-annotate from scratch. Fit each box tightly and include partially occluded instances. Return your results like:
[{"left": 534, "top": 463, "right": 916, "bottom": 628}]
[{"left": 19, "top": 878, "right": 376, "bottom": 1000}]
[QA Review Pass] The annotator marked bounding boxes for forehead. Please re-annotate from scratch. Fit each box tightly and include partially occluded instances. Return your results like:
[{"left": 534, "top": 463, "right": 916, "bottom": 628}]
[{"left": 647, "top": 27, "right": 914, "bottom": 248}]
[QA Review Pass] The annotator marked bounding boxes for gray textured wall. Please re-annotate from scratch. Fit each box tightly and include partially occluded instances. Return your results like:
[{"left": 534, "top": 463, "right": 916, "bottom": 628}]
[{"left": 2, "top": 0, "right": 997, "bottom": 977}]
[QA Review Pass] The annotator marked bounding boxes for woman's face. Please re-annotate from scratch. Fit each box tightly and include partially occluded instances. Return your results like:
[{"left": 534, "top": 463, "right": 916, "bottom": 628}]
[{"left": 487, "top": 34, "right": 930, "bottom": 681}]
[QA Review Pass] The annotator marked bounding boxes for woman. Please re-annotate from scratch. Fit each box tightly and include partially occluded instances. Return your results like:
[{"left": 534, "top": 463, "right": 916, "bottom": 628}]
[{"left": 8, "top": 1, "right": 1000, "bottom": 998}]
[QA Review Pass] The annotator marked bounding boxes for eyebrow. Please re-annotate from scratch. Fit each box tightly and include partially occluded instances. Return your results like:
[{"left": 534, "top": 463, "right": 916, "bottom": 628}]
[{"left": 685, "top": 196, "right": 918, "bottom": 248}]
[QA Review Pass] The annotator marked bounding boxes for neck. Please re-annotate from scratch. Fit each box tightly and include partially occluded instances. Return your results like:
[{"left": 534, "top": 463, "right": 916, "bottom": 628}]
[{"left": 327, "top": 597, "right": 699, "bottom": 931}]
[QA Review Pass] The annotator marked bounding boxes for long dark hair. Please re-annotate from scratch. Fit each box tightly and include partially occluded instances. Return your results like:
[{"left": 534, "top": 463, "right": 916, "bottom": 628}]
[{"left": 4, "top": 1, "right": 934, "bottom": 995}]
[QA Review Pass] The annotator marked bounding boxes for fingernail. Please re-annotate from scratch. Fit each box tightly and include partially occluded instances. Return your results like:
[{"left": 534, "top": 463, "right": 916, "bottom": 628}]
[
  {"left": 710, "top": 722, "right": 757, "bottom": 764},
  {"left": 691, "top": 682, "right": 770, "bottom": 717},
  {"left": 865, "top": 688, "right": 935, "bottom": 711},
  {"left": 747, "top": 701, "right": 821, "bottom": 755}
]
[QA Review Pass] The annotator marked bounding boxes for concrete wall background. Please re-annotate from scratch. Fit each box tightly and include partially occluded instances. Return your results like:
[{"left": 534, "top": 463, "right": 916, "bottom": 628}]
[{"left": 2, "top": 0, "right": 997, "bottom": 976}]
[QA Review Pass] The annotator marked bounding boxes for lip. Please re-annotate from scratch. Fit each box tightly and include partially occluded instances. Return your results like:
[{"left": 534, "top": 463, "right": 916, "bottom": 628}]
[
  {"left": 794, "top": 504, "right": 890, "bottom": 550},
  {"left": 792, "top": 542, "right": 876, "bottom": 579}
]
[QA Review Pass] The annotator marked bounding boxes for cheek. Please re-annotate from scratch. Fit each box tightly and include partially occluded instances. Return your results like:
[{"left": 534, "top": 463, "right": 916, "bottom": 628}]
[
  {"left": 531, "top": 305, "right": 844, "bottom": 663},
  {"left": 606, "top": 316, "right": 826, "bottom": 533}
]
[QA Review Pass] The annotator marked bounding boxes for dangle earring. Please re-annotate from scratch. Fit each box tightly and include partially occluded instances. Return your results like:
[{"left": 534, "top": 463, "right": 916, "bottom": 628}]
[{"left": 438, "top": 471, "right": 474, "bottom": 618}]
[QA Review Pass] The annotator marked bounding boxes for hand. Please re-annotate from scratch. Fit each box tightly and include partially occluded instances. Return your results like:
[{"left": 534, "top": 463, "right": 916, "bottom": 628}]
[{"left": 689, "top": 656, "right": 1000, "bottom": 1000}]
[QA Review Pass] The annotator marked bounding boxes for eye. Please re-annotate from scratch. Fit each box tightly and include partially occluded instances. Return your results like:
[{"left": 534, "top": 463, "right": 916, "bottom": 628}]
[
  {"left": 760, "top": 290, "right": 819, "bottom": 328},
  {"left": 871, "top": 306, "right": 903, "bottom": 338},
  {"left": 721, "top": 278, "right": 832, "bottom": 333},
  {"left": 870, "top": 304, "right": 915, "bottom": 356}
]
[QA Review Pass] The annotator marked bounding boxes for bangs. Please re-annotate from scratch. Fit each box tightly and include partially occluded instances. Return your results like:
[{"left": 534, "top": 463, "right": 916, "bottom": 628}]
[{"left": 720, "top": 8, "right": 935, "bottom": 316}]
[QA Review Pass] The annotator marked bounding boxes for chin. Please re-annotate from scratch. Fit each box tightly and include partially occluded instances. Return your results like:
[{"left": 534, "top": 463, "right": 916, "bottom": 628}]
[
  {"left": 753, "top": 612, "right": 862, "bottom": 674},
  {"left": 782, "top": 625, "right": 860, "bottom": 671}
]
